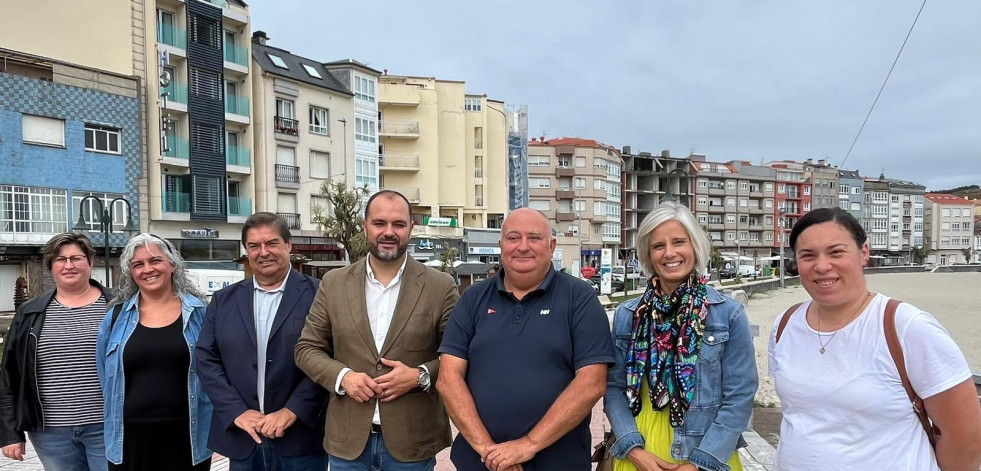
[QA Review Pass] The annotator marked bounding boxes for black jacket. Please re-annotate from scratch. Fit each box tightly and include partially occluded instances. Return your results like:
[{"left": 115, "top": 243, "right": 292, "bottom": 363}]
[{"left": 0, "top": 279, "right": 114, "bottom": 446}]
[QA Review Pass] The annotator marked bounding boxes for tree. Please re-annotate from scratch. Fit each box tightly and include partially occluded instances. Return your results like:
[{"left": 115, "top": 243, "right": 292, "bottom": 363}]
[
  {"left": 437, "top": 247, "right": 459, "bottom": 277},
  {"left": 312, "top": 181, "right": 370, "bottom": 263},
  {"left": 912, "top": 246, "right": 931, "bottom": 264},
  {"left": 12, "top": 277, "right": 28, "bottom": 311},
  {"left": 962, "top": 247, "right": 973, "bottom": 263}
]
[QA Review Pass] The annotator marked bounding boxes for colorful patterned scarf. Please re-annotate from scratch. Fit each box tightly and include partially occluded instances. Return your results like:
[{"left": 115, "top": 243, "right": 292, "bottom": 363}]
[{"left": 624, "top": 274, "right": 708, "bottom": 427}]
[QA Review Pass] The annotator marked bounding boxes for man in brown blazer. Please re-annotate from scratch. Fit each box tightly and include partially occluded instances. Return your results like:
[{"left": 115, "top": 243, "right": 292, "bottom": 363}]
[{"left": 295, "top": 190, "right": 459, "bottom": 470}]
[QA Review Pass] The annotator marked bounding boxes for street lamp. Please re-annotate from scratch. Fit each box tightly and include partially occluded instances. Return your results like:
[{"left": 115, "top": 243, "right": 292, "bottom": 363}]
[
  {"left": 778, "top": 208, "right": 787, "bottom": 289},
  {"left": 72, "top": 195, "right": 139, "bottom": 287}
]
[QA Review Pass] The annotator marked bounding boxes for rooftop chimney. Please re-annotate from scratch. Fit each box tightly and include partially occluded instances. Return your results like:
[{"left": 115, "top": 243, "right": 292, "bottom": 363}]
[
  {"left": 252, "top": 30, "right": 269, "bottom": 45},
  {"left": 661, "top": 150, "right": 671, "bottom": 158},
  {"left": 622, "top": 145, "right": 632, "bottom": 155}
]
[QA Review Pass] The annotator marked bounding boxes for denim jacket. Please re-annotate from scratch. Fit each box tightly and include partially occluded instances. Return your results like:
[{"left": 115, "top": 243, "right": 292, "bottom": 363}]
[
  {"left": 604, "top": 285, "right": 758, "bottom": 471},
  {"left": 95, "top": 292, "right": 213, "bottom": 465}
]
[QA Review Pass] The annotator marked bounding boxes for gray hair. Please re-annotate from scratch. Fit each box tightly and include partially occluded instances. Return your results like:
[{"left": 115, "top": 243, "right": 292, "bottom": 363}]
[
  {"left": 110, "top": 233, "right": 205, "bottom": 306},
  {"left": 636, "top": 200, "right": 711, "bottom": 278}
]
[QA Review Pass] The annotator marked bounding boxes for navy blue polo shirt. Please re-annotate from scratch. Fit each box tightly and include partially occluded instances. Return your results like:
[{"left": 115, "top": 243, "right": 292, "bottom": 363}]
[{"left": 439, "top": 267, "right": 614, "bottom": 471}]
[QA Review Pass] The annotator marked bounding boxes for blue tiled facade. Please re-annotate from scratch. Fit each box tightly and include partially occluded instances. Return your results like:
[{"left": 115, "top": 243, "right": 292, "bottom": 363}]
[{"left": 0, "top": 72, "right": 142, "bottom": 247}]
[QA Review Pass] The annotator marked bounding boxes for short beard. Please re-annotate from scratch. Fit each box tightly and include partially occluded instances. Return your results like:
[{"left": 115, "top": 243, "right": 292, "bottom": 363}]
[{"left": 369, "top": 239, "right": 407, "bottom": 262}]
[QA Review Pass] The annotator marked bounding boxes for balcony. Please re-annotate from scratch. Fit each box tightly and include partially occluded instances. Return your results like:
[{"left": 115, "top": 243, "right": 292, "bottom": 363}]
[
  {"left": 228, "top": 196, "right": 251, "bottom": 222},
  {"left": 162, "top": 192, "right": 190, "bottom": 221},
  {"left": 161, "top": 81, "right": 188, "bottom": 112},
  {"left": 226, "top": 145, "right": 251, "bottom": 172},
  {"left": 381, "top": 187, "right": 420, "bottom": 204},
  {"left": 378, "top": 83, "right": 420, "bottom": 106},
  {"left": 379, "top": 154, "right": 420, "bottom": 171},
  {"left": 555, "top": 167, "right": 576, "bottom": 177},
  {"left": 708, "top": 187, "right": 725, "bottom": 196},
  {"left": 223, "top": 43, "right": 249, "bottom": 73},
  {"left": 161, "top": 137, "right": 190, "bottom": 165},
  {"left": 707, "top": 205, "right": 726, "bottom": 213},
  {"left": 379, "top": 121, "right": 419, "bottom": 139},
  {"left": 274, "top": 116, "right": 299, "bottom": 136},
  {"left": 225, "top": 94, "right": 250, "bottom": 122},
  {"left": 277, "top": 212, "right": 301, "bottom": 230},
  {"left": 157, "top": 26, "right": 187, "bottom": 52},
  {"left": 602, "top": 235, "right": 621, "bottom": 243},
  {"left": 556, "top": 211, "right": 576, "bottom": 222},
  {"left": 708, "top": 223, "right": 725, "bottom": 230},
  {"left": 200, "top": 0, "right": 227, "bottom": 7},
  {"left": 556, "top": 189, "right": 575, "bottom": 199},
  {"left": 275, "top": 164, "right": 300, "bottom": 189}
]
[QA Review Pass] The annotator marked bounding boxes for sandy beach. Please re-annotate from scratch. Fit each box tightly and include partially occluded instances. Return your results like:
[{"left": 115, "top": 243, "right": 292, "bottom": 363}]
[{"left": 746, "top": 271, "right": 981, "bottom": 406}]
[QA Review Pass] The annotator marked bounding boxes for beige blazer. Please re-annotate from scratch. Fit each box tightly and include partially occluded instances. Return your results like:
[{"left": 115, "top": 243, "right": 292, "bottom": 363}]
[{"left": 295, "top": 256, "right": 458, "bottom": 461}]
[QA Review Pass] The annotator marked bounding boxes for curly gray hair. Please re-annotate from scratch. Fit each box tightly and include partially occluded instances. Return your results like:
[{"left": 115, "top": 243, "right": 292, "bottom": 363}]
[{"left": 109, "top": 233, "right": 205, "bottom": 306}]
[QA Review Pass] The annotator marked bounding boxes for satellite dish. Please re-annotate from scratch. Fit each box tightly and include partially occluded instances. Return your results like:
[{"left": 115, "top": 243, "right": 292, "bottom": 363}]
[{"left": 159, "top": 70, "right": 172, "bottom": 88}]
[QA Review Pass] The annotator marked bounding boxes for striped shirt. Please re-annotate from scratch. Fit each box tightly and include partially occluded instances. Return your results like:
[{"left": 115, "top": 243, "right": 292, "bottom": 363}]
[{"left": 36, "top": 296, "right": 107, "bottom": 426}]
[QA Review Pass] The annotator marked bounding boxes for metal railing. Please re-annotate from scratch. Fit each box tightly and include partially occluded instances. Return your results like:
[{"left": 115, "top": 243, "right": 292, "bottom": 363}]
[
  {"left": 163, "top": 192, "right": 190, "bottom": 213},
  {"left": 228, "top": 197, "right": 252, "bottom": 216},
  {"left": 157, "top": 26, "right": 187, "bottom": 49},
  {"left": 225, "top": 94, "right": 250, "bottom": 116},
  {"left": 274, "top": 116, "right": 298, "bottom": 135},
  {"left": 161, "top": 81, "right": 188, "bottom": 105},
  {"left": 162, "top": 137, "right": 190, "bottom": 160},
  {"left": 275, "top": 164, "right": 300, "bottom": 183},
  {"left": 223, "top": 44, "right": 249, "bottom": 67},
  {"left": 379, "top": 120, "right": 419, "bottom": 136},
  {"left": 277, "top": 212, "right": 301, "bottom": 229},
  {"left": 379, "top": 155, "right": 420, "bottom": 168},
  {"left": 226, "top": 145, "right": 251, "bottom": 167}
]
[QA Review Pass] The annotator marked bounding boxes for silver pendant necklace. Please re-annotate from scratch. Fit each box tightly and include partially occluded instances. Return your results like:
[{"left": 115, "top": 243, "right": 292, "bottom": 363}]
[{"left": 815, "top": 292, "right": 873, "bottom": 354}]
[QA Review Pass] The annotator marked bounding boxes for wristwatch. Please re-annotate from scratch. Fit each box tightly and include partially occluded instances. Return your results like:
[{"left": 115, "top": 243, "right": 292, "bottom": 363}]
[{"left": 417, "top": 367, "right": 431, "bottom": 390}]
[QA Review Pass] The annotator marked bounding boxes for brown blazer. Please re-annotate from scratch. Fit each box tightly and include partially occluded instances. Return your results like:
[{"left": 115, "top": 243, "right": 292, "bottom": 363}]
[{"left": 294, "top": 256, "right": 458, "bottom": 461}]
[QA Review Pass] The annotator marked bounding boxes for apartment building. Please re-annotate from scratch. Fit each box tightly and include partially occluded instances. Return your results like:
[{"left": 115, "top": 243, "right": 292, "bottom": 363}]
[
  {"left": 765, "top": 162, "right": 812, "bottom": 241},
  {"left": 147, "top": 0, "right": 254, "bottom": 268},
  {"left": 620, "top": 148, "right": 694, "bottom": 260},
  {"left": 250, "top": 33, "right": 355, "bottom": 263},
  {"left": 886, "top": 178, "right": 925, "bottom": 259},
  {"left": 837, "top": 169, "right": 864, "bottom": 222},
  {"left": 974, "top": 217, "right": 981, "bottom": 263},
  {"left": 324, "top": 59, "right": 382, "bottom": 196},
  {"left": 0, "top": 50, "right": 143, "bottom": 306},
  {"left": 526, "top": 138, "right": 623, "bottom": 272},
  {"left": 863, "top": 178, "right": 891, "bottom": 256},
  {"left": 376, "top": 75, "right": 509, "bottom": 261},
  {"left": 692, "top": 158, "right": 777, "bottom": 259},
  {"left": 804, "top": 159, "right": 839, "bottom": 210},
  {"left": 924, "top": 194, "right": 974, "bottom": 266}
]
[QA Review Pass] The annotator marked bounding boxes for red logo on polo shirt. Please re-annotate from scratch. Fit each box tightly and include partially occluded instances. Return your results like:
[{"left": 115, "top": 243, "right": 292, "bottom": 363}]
[{"left": 487, "top": 308, "right": 496, "bottom": 315}]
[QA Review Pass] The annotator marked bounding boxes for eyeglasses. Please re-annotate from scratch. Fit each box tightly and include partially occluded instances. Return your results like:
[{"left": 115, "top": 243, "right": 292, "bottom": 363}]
[{"left": 53, "top": 255, "right": 88, "bottom": 267}]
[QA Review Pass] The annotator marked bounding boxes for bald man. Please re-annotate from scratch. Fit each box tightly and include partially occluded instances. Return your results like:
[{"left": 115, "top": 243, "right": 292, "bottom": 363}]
[{"left": 437, "top": 209, "right": 614, "bottom": 471}]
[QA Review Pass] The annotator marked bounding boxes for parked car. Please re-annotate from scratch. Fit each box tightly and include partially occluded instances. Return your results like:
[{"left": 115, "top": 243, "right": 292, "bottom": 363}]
[
  {"left": 612, "top": 265, "right": 642, "bottom": 283},
  {"left": 719, "top": 267, "right": 737, "bottom": 279},
  {"left": 589, "top": 273, "right": 624, "bottom": 293}
]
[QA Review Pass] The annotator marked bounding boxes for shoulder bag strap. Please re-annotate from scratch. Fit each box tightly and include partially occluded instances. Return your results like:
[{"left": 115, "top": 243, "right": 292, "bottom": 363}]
[
  {"left": 883, "top": 298, "right": 938, "bottom": 446},
  {"left": 775, "top": 302, "right": 804, "bottom": 343}
]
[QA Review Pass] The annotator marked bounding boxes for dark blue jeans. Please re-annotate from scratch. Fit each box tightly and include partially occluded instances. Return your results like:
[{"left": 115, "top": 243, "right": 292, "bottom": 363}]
[
  {"left": 328, "top": 432, "right": 435, "bottom": 471},
  {"left": 228, "top": 439, "right": 327, "bottom": 471},
  {"left": 28, "top": 423, "right": 107, "bottom": 471}
]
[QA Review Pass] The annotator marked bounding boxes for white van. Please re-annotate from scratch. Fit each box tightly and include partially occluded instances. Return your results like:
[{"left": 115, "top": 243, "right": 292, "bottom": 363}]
[
  {"left": 737, "top": 265, "right": 759, "bottom": 277},
  {"left": 187, "top": 269, "right": 245, "bottom": 300}
]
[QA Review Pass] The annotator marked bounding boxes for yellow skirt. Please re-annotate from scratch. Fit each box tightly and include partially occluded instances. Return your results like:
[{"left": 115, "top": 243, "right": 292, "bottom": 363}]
[{"left": 613, "top": 385, "right": 742, "bottom": 471}]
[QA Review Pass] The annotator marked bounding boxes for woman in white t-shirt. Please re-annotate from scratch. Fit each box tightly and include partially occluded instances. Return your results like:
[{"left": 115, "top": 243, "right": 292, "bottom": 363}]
[{"left": 768, "top": 208, "right": 981, "bottom": 470}]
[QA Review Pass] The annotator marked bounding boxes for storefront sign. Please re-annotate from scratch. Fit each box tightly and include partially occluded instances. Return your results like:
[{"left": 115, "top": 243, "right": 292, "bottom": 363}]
[
  {"left": 468, "top": 247, "right": 501, "bottom": 255},
  {"left": 425, "top": 217, "right": 456, "bottom": 227},
  {"left": 181, "top": 228, "right": 220, "bottom": 238}
]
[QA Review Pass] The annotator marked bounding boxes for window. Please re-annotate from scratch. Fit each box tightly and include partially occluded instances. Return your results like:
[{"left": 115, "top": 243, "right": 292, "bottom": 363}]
[
  {"left": 267, "top": 53, "right": 288, "bottom": 69},
  {"left": 839, "top": 201, "right": 849, "bottom": 210},
  {"left": 276, "top": 145, "right": 296, "bottom": 166},
  {"left": 301, "top": 64, "right": 322, "bottom": 79},
  {"left": 354, "top": 76, "right": 375, "bottom": 102},
  {"left": 594, "top": 180, "right": 605, "bottom": 191},
  {"left": 310, "top": 151, "right": 329, "bottom": 179},
  {"left": 964, "top": 208, "right": 973, "bottom": 217},
  {"left": 192, "top": 175, "right": 224, "bottom": 215},
  {"left": 575, "top": 157, "right": 586, "bottom": 168},
  {"left": 189, "top": 14, "right": 219, "bottom": 48},
  {"left": 474, "top": 127, "right": 482, "bottom": 150},
  {"left": 952, "top": 222, "right": 961, "bottom": 231},
  {"left": 529, "top": 200, "right": 550, "bottom": 211},
  {"left": 726, "top": 215, "right": 736, "bottom": 224},
  {"left": 574, "top": 177, "right": 586, "bottom": 189},
  {"left": 891, "top": 195, "right": 899, "bottom": 203},
  {"left": 765, "top": 232, "right": 774, "bottom": 241},
  {"left": 764, "top": 182, "right": 774, "bottom": 192},
  {"left": 594, "top": 159, "right": 607, "bottom": 169},
  {"left": 529, "top": 178, "right": 550, "bottom": 189},
  {"left": 602, "top": 223, "right": 620, "bottom": 239},
  {"left": 749, "top": 233, "right": 759, "bottom": 242},
  {"left": 726, "top": 181, "right": 736, "bottom": 190},
  {"left": 277, "top": 193, "right": 297, "bottom": 216},
  {"left": 777, "top": 184, "right": 785, "bottom": 194},
  {"left": 464, "top": 98, "right": 482, "bottom": 112},
  {"left": 191, "top": 122, "right": 222, "bottom": 153},
  {"left": 309, "top": 107, "right": 329, "bottom": 135},
  {"left": 914, "top": 223, "right": 923, "bottom": 232},
  {"left": 803, "top": 185, "right": 811, "bottom": 195},
  {"left": 803, "top": 202, "right": 811, "bottom": 211},
  {"left": 528, "top": 155, "right": 550, "bottom": 167},
  {"left": 942, "top": 208, "right": 951, "bottom": 217},
  {"left": 839, "top": 185, "right": 849, "bottom": 195},
  {"left": 697, "top": 196, "right": 707, "bottom": 206},
  {"left": 574, "top": 200, "right": 586, "bottom": 212},
  {"left": 355, "top": 117, "right": 376, "bottom": 143},
  {"left": 189, "top": 68, "right": 222, "bottom": 101},
  {"left": 355, "top": 157, "right": 378, "bottom": 193},
  {"left": 0, "top": 185, "right": 68, "bottom": 234},
  {"left": 851, "top": 202, "right": 861, "bottom": 211},
  {"left": 276, "top": 99, "right": 295, "bottom": 119},
  {"left": 891, "top": 223, "right": 899, "bottom": 232},
  {"left": 698, "top": 179, "right": 708, "bottom": 188},
  {"left": 739, "top": 181, "right": 748, "bottom": 190},
  {"left": 310, "top": 195, "right": 329, "bottom": 223},
  {"left": 22, "top": 115, "right": 65, "bottom": 147},
  {"left": 698, "top": 213, "right": 707, "bottom": 224},
  {"left": 727, "top": 232, "right": 736, "bottom": 241},
  {"left": 853, "top": 187, "right": 861, "bottom": 194},
  {"left": 740, "top": 198, "right": 748, "bottom": 207},
  {"left": 726, "top": 197, "right": 735, "bottom": 207},
  {"left": 764, "top": 199, "right": 773, "bottom": 208},
  {"left": 84, "top": 125, "right": 121, "bottom": 154}
]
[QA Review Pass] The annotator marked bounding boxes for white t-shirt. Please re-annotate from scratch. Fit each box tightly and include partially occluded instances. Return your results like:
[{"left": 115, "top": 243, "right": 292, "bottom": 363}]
[{"left": 767, "top": 294, "right": 971, "bottom": 471}]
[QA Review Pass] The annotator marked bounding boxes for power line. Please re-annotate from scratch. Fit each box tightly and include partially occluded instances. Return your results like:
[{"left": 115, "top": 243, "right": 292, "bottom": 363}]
[{"left": 840, "top": 0, "right": 928, "bottom": 169}]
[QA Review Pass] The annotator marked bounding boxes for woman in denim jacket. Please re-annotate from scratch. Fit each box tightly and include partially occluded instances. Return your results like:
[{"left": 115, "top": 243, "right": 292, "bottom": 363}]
[
  {"left": 95, "top": 234, "right": 213, "bottom": 470},
  {"left": 605, "top": 202, "right": 757, "bottom": 471}
]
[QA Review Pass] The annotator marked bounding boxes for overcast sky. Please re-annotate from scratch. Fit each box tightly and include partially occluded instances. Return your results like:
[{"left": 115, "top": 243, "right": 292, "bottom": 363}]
[{"left": 250, "top": 1, "right": 980, "bottom": 191}]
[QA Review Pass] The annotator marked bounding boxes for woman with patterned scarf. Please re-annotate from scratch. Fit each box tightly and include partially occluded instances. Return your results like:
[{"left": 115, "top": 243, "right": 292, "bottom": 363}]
[{"left": 605, "top": 201, "right": 758, "bottom": 471}]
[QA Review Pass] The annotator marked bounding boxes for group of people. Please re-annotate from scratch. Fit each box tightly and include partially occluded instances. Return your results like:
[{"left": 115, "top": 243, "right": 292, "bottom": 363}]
[{"left": 0, "top": 190, "right": 978, "bottom": 471}]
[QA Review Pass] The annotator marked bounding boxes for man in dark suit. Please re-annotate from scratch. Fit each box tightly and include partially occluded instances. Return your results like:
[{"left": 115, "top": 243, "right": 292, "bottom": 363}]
[
  {"left": 295, "top": 190, "right": 459, "bottom": 470},
  {"left": 197, "top": 212, "right": 328, "bottom": 470}
]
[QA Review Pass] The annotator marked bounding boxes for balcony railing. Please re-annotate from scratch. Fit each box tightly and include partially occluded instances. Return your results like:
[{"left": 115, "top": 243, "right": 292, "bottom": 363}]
[
  {"left": 223, "top": 43, "right": 249, "bottom": 67},
  {"left": 379, "top": 120, "right": 419, "bottom": 137},
  {"left": 379, "top": 155, "right": 420, "bottom": 169},
  {"left": 161, "top": 81, "right": 188, "bottom": 105},
  {"left": 157, "top": 26, "right": 187, "bottom": 49},
  {"left": 163, "top": 192, "right": 190, "bottom": 213},
  {"left": 275, "top": 164, "right": 300, "bottom": 183},
  {"left": 380, "top": 187, "right": 420, "bottom": 203},
  {"left": 199, "top": 0, "right": 227, "bottom": 8},
  {"left": 226, "top": 144, "right": 250, "bottom": 167},
  {"left": 162, "top": 137, "right": 189, "bottom": 160},
  {"left": 274, "top": 116, "right": 298, "bottom": 135},
  {"left": 225, "top": 94, "right": 249, "bottom": 116},
  {"left": 228, "top": 197, "right": 252, "bottom": 217},
  {"left": 277, "top": 212, "right": 301, "bottom": 229}
]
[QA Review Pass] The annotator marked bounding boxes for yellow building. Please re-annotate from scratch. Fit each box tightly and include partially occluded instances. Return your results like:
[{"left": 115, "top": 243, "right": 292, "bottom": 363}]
[
  {"left": 377, "top": 75, "right": 508, "bottom": 260},
  {"left": 526, "top": 138, "right": 623, "bottom": 272}
]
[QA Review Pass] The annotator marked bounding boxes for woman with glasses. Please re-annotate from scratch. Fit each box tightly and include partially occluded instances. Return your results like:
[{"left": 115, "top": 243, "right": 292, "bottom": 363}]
[
  {"left": 0, "top": 233, "right": 113, "bottom": 470},
  {"left": 96, "top": 234, "right": 213, "bottom": 470}
]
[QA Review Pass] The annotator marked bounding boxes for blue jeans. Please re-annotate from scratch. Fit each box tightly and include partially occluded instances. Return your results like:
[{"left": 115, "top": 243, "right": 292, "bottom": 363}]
[
  {"left": 228, "top": 439, "right": 327, "bottom": 471},
  {"left": 329, "top": 433, "right": 435, "bottom": 471},
  {"left": 28, "top": 423, "right": 107, "bottom": 471}
]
